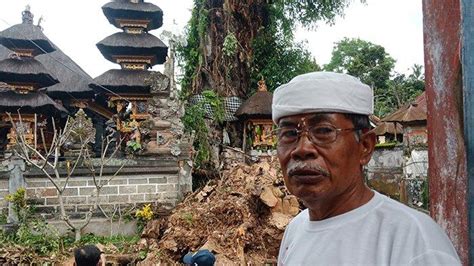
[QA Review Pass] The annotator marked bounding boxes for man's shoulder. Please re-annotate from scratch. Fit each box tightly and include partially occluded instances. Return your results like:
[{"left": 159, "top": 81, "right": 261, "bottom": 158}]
[
  {"left": 375, "top": 193, "right": 460, "bottom": 262},
  {"left": 375, "top": 193, "right": 434, "bottom": 227},
  {"left": 374, "top": 193, "right": 455, "bottom": 248}
]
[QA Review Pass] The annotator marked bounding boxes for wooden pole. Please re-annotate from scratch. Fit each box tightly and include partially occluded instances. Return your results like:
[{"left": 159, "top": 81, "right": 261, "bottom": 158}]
[{"left": 423, "top": 0, "right": 468, "bottom": 263}]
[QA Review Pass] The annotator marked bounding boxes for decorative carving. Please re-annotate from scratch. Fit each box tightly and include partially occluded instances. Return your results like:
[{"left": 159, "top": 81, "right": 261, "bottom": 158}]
[
  {"left": 124, "top": 27, "right": 144, "bottom": 34},
  {"left": 145, "top": 72, "right": 170, "bottom": 95},
  {"left": 22, "top": 5, "right": 34, "bottom": 25},
  {"left": 12, "top": 49, "right": 34, "bottom": 58},
  {"left": 115, "top": 56, "right": 152, "bottom": 65},
  {"left": 66, "top": 109, "right": 96, "bottom": 145},
  {"left": 247, "top": 120, "right": 275, "bottom": 149},
  {"left": 171, "top": 145, "right": 181, "bottom": 156},
  {"left": 2, "top": 114, "right": 40, "bottom": 150},
  {"left": 117, "top": 19, "right": 149, "bottom": 30},
  {"left": 257, "top": 78, "right": 268, "bottom": 92},
  {"left": 122, "top": 63, "right": 147, "bottom": 70},
  {"left": 12, "top": 84, "right": 35, "bottom": 94}
]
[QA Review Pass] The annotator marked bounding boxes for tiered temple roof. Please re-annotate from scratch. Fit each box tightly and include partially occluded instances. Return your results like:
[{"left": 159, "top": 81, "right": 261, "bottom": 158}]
[
  {"left": 96, "top": 32, "right": 167, "bottom": 66},
  {"left": 0, "top": 8, "right": 94, "bottom": 102},
  {"left": 0, "top": 7, "right": 66, "bottom": 115},
  {"left": 102, "top": 0, "right": 163, "bottom": 31},
  {"left": 93, "top": 0, "right": 168, "bottom": 92},
  {"left": 92, "top": 0, "right": 169, "bottom": 132},
  {"left": 0, "top": 11, "right": 55, "bottom": 55}
]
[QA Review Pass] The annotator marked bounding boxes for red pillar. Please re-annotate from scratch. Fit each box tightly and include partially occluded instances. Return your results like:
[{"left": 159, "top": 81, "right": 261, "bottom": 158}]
[{"left": 423, "top": 0, "right": 468, "bottom": 264}]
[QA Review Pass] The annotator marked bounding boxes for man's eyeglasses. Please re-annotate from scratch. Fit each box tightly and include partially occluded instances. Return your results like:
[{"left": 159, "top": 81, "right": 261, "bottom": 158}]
[{"left": 273, "top": 124, "right": 361, "bottom": 146}]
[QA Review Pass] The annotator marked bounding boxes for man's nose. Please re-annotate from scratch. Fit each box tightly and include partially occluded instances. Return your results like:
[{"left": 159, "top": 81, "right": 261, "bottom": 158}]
[{"left": 290, "top": 132, "right": 319, "bottom": 160}]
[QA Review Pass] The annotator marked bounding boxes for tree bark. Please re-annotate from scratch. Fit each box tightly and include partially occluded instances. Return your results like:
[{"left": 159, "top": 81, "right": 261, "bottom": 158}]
[{"left": 191, "top": 0, "right": 267, "bottom": 98}]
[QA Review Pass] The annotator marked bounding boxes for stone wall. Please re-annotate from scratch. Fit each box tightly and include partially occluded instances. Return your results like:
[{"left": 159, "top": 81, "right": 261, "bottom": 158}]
[
  {"left": 366, "top": 146, "right": 404, "bottom": 199},
  {"left": 366, "top": 146, "right": 429, "bottom": 208},
  {"left": 25, "top": 174, "right": 179, "bottom": 219},
  {"left": 0, "top": 157, "right": 193, "bottom": 221},
  {"left": 0, "top": 172, "right": 7, "bottom": 210}
]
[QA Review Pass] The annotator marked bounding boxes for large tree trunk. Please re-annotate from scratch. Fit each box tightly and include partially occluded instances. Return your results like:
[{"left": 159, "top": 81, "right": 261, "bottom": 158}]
[
  {"left": 191, "top": 0, "right": 267, "bottom": 98},
  {"left": 185, "top": 0, "right": 269, "bottom": 170}
]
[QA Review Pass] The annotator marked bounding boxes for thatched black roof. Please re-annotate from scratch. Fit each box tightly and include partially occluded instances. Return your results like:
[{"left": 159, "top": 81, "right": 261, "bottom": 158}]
[
  {"left": 0, "top": 90, "right": 68, "bottom": 114},
  {"left": 0, "top": 43, "right": 94, "bottom": 99},
  {"left": 91, "top": 69, "right": 157, "bottom": 94},
  {"left": 0, "top": 23, "right": 55, "bottom": 55},
  {"left": 235, "top": 90, "right": 273, "bottom": 119},
  {"left": 102, "top": 0, "right": 163, "bottom": 31},
  {"left": 0, "top": 57, "right": 59, "bottom": 88},
  {"left": 97, "top": 32, "right": 167, "bottom": 65},
  {"left": 36, "top": 45, "right": 94, "bottom": 99}
]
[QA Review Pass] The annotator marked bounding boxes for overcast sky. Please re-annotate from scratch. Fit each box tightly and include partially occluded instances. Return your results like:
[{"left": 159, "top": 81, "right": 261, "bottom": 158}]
[{"left": 0, "top": 0, "right": 423, "bottom": 79}]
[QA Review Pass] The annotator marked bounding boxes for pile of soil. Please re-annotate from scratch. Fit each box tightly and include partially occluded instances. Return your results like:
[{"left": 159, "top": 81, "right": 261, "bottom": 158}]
[{"left": 139, "top": 158, "right": 300, "bottom": 264}]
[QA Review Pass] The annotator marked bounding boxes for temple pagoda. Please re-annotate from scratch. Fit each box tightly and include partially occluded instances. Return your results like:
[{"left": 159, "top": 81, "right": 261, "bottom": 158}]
[
  {"left": 0, "top": 7, "right": 67, "bottom": 151},
  {"left": 91, "top": 0, "right": 168, "bottom": 134}
]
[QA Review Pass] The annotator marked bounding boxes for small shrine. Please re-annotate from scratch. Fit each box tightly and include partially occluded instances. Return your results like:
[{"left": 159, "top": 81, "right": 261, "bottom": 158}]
[
  {"left": 383, "top": 92, "right": 427, "bottom": 148},
  {"left": 235, "top": 79, "right": 275, "bottom": 157},
  {"left": 0, "top": 7, "right": 67, "bottom": 151}
]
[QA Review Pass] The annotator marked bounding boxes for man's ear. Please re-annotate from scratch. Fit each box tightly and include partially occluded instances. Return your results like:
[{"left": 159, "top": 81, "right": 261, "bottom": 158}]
[{"left": 359, "top": 130, "right": 376, "bottom": 165}]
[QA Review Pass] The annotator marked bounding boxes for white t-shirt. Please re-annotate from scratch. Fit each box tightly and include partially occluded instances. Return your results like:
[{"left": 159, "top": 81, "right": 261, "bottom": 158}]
[{"left": 278, "top": 191, "right": 460, "bottom": 265}]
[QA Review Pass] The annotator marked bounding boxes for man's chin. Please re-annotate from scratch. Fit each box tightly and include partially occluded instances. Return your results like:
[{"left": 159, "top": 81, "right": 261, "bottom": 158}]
[{"left": 291, "top": 186, "right": 329, "bottom": 204}]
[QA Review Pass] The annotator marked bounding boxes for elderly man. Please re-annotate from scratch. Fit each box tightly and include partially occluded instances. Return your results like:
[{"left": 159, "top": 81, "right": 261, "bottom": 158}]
[{"left": 273, "top": 72, "right": 460, "bottom": 265}]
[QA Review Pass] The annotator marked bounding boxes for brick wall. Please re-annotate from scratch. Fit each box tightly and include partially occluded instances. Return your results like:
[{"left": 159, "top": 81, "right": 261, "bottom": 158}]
[{"left": 0, "top": 158, "right": 194, "bottom": 221}]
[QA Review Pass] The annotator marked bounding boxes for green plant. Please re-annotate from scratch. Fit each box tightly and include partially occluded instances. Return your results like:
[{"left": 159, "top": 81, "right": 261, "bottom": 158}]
[
  {"left": 222, "top": 32, "right": 238, "bottom": 57},
  {"left": 1, "top": 188, "right": 62, "bottom": 257},
  {"left": 375, "top": 142, "right": 399, "bottom": 148},
  {"left": 0, "top": 208, "right": 7, "bottom": 224},
  {"left": 182, "top": 90, "right": 225, "bottom": 169},
  {"left": 181, "top": 212, "right": 194, "bottom": 226},
  {"left": 201, "top": 90, "right": 225, "bottom": 123},
  {"left": 77, "top": 234, "right": 140, "bottom": 253},
  {"left": 15, "top": 220, "right": 61, "bottom": 255},
  {"left": 5, "top": 187, "right": 30, "bottom": 223},
  {"left": 422, "top": 178, "right": 430, "bottom": 209},
  {"left": 126, "top": 140, "right": 142, "bottom": 152},
  {"left": 138, "top": 249, "right": 148, "bottom": 260}
]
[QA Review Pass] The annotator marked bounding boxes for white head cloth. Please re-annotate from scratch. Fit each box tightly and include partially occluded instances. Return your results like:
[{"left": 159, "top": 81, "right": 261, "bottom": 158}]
[{"left": 272, "top": 71, "right": 373, "bottom": 123}]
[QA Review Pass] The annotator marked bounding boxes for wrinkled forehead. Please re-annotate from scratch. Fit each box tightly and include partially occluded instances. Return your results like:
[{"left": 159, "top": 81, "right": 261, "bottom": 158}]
[{"left": 277, "top": 112, "right": 346, "bottom": 127}]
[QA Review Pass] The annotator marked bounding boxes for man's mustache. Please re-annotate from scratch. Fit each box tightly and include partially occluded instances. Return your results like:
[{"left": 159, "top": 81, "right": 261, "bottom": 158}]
[{"left": 286, "top": 160, "right": 330, "bottom": 177}]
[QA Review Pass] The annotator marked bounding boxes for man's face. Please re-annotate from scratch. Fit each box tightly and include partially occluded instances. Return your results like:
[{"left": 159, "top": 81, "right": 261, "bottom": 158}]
[{"left": 277, "top": 112, "right": 371, "bottom": 207}]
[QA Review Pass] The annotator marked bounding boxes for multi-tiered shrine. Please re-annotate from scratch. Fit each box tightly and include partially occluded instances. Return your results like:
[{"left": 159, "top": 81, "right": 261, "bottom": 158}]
[
  {"left": 92, "top": 0, "right": 168, "bottom": 134},
  {"left": 0, "top": 7, "right": 67, "bottom": 150}
]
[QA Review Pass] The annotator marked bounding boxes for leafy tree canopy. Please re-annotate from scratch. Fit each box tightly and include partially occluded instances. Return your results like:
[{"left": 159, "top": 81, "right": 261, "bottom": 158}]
[
  {"left": 324, "top": 38, "right": 424, "bottom": 116},
  {"left": 273, "top": 0, "right": 365, "bottom": 37},
  {"left": 324, "top": 37, "right": 395, "bottom": 90}
]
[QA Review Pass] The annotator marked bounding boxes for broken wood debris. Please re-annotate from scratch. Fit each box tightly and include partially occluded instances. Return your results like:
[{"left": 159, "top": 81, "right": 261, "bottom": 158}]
[{"left": 139, "top": 158, "right": 301, "bottom": 264}]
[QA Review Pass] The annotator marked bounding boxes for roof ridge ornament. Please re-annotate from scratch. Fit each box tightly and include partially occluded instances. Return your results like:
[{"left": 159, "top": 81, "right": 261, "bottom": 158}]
[
  {"left": 258, "top": 78, "right": 268, "bottom": 92},
  {"left": 22, "top": 5, "right": 34, "bottom": 25}
]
